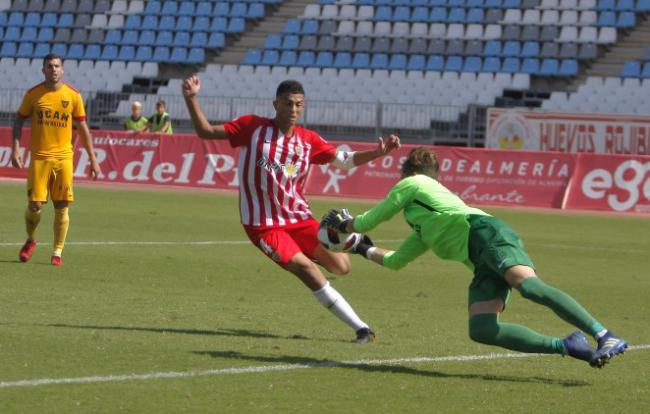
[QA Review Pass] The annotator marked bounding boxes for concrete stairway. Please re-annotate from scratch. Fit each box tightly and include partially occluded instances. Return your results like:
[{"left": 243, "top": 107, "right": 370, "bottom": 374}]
[
  {"left": 215, "top": 0, "right": 316, "bottom": 65},
  {"left": 567, "top": 14, "right": 650, "bottom": 91}
]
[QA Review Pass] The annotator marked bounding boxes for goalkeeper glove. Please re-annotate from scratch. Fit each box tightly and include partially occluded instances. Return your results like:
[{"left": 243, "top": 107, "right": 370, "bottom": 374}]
[
  {"left": 348, "top": 234, "right": 374, "bottom": 258},
  {"left": 323, "top": 208, "right": 354, "bottom": 233}
]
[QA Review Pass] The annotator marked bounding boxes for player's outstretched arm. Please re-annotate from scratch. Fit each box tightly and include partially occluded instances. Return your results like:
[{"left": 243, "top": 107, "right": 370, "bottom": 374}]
[
  {"left": 182, "top": 74, "right": 228, "bottom": 140},
  {"left": 352, "top": 134, "right": 401, "bottom": 166},
  {"left": 11, "top": 115, "right": 25, "bottom": 168},
  {"left": 76, "top": 120, "right": 102, "bottom": 180}
]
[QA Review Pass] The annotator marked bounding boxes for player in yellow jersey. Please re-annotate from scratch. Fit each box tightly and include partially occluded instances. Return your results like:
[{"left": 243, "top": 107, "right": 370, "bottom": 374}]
[{"left": 10, "top": 54, "right": 101, "bottom": 266}]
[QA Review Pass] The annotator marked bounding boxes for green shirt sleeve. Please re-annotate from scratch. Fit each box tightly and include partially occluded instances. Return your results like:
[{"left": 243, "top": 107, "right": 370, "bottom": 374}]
[
  {"left": 353, "top": 178, "right": 418, "bottom": 233},
  {"left": 383, "top": 231, "right": 429, "bottom": 270}
]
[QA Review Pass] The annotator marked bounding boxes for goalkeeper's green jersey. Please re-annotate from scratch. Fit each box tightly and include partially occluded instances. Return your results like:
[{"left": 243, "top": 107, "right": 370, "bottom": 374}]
[{"left": 353, "top": 174, "right": 489, "bottom": 271}]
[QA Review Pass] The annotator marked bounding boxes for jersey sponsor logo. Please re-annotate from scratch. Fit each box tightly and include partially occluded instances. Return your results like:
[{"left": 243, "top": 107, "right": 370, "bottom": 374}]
[
  {"left": 35, "top": 109, "right": 70, "bottom": 128},
  {"left": 256, "top": 155, "right": 298, "bottom": 178}
]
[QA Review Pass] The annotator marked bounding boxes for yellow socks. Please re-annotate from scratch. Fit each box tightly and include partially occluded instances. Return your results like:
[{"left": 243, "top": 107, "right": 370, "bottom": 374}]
[
  {"left": 53, "top": 207, "right": 69, "bottom": 256},
  {"left": 25, "top": 207, "right": 42, "bottom": 241}
]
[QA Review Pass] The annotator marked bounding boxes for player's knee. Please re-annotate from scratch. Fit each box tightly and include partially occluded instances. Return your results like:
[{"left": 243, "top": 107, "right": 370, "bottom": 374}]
[
  {"left": 468, "top": 314, "right": 499, "bottom": 345},
  {"left": 53, "top": 201, "right": 69, "bottom": 209},
  {"left": 517, "top": 277, "right": 548, "bottom": 302},
  {"left": 28, "top": 203, "right": 42, "bottom": 212},
  {"left": 327, "top": 254, "right": 351, "bottom": 276}
]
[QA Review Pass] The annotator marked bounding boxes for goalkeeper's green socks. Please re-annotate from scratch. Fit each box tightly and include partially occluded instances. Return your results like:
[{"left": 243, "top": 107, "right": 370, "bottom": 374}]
[
  {"left": 517, "top": 277, "right": 604, "bottom": 337},
  {"left": 469, "top": 314, "right": 565, "bottom": 354}
]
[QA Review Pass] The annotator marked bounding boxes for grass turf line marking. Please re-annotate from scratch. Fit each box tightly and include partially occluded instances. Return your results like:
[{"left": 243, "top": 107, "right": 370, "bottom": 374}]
[
  {"left": 0, "top": 240, "right": 643, "bottom": 253},
  {"left": 1, "top": 345, "right": 648, "bottom": 390}
]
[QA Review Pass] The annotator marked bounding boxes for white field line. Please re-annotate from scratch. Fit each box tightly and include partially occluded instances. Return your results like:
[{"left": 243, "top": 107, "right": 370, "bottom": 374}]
[
  {"left": 0, "top": 239, "right": 643, "bottom": 253},
  {"left": 0, "top": 344, "right": 648, "bottom": 390}
]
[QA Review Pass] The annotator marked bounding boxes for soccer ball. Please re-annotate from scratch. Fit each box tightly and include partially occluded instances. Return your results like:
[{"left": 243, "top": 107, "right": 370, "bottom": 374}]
[{"left": 317, "top": 224, "right": 361, "bottom": 252}]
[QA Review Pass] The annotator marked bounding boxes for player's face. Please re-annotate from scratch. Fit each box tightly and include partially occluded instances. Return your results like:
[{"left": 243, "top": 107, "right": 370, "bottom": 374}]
[
  {"left": 42, "top": 58, "right": 63, "bottom": 84},
  {"left": 132, "top": 107, "right": 142, "bottom": 118},
  {"left": 156, "top": 105, "right": 165, "bottom": 115},
  {"left": 273, "top": 93, "right": 305, "bottom": 126}
]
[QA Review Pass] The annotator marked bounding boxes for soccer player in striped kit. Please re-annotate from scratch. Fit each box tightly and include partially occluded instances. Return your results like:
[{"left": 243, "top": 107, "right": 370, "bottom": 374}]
[{"left": 182, "top": 75, "right": 400, "bottom": 343}]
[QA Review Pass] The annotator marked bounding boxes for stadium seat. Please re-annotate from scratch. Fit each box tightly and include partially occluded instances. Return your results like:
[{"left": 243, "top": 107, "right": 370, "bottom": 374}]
[
  {"left": 261, "top": 50, "right": 279, "bottom": 65},
  {"left": 463, "top": 56, "right": 482, "bottom": 72},
  {"left": 642, "top": 62, "right": 650, "bottom": 78},
  {"left": 501, "top": 57, "right": 520, "bottom": 73},
  {"left": 297, "top": 51, "right": 315, "bottom": 67},
  {"left": 243, "top": 49, "right": 262, "bottom": 65},
  {"left": 211, "top": 18, "right": 227, "bottom": 32},
  {"left": 426, "top": 55, "right": 444, "bottom": 71},
  {"left": 66, "top": 43, "right": 84, "bottom": 60},
  {"left": 284, "top": 19, "right": 300, "bottom": 34},
  {"left": 176, "top": 17, "right": 193, "bottom": 32},
  {"left": 407, "top": 54, "right": 425, "bottom": 71},
  {"left": 352, "top": 53, "right": 370, "bottom": 69},
  {"left": 214, "top": 3, "right": 229, "bottom": 16},
  {"left": 83, "top": 44, "right": 100, "bottom": 59},
  {"left": 618, "top": 12, "right": 635, "bottom": 28},
  {"left": 540, "top": 58, "right": 560, "bottom": 75},
  {"left": 502, "top": 41, "right": 521, "bottom": 57},
  {"left": 101, "top": 45, "right": 118, "bottom": 61},
  {"left": 315, "top": 51, "right": 333, "bottom": 67},
  {"left": 333, "top": 52, "right": 352, "bottom": 68},
  {"left": 33, "top": 43, "right": 50, "bottom": 58},
  {"left": 281, "top": 35, "right": 299, "bottom": 50},
  {"left": 118, "top": 46, "right": 136, "bottom": 61},
  {"left": 483, "top": 57, "right": 501, "bottom": 72},
  {"left": 521, "top": 58, "right": 540, "bottom": 74},
  {"left": 388, "top": 54, "right": 407, "bottom": 70},
  {"left": 207, "top": 33, "right": 225, "bottom": 48},
  {"left": 156, "top": 31, "right": 173, "bottom": 45},
  {"left": 37, "top": 28, "right": 53, "bottom": 42},
  {"left": 173, "top": 32, "right": 191, "bottom": 47},
  {"left": 20, "top": 27, "right": 37, "bottom": 42},
  {"left": 315, "top": 36, "right": 333, "bottom": 51},
  {"left": 621, "top": 61, "right": 641, "bottom": 78},
  {"left": 135, "top": 46, "right": 153, "bottom": 62},
  {"left": 279, "top": 50, "right": 297, "bottom": 66},
  {"left": 445, "top": 56, "right": 463, "bottom": 71},
  {"left": 152, "top": 47, "right": 170, "bottom": 62}
]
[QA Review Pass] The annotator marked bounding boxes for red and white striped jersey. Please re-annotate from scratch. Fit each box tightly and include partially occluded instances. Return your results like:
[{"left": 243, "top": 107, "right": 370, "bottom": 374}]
[{"left": 224, "top": 115, "right": 336, "bottom": 229}]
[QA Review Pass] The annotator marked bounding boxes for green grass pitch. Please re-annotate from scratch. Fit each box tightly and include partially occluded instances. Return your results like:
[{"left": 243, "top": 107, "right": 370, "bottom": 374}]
[{"left": 0, "top": 182, "right": 648, "bottom": 413}]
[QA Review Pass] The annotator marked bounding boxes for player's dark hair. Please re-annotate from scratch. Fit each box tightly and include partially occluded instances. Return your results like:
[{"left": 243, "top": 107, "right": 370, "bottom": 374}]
[
  {"left": 276, "top": 80, "right": 305, "bottom": 97},
  {"left": 43, "top": 54, "right": 63, "bottom": 67},
  {"left": 156, "top": 100, "right": 166, "bottom": 108},
  {"left": 401, "top": 147, "right": 439, "bottom": 178}
]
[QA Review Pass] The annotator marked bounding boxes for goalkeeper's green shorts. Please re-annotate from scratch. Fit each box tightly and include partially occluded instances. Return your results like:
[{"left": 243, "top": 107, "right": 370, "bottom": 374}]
[{"left": 466, "top": 215, "right": 535, "bottom": 307}]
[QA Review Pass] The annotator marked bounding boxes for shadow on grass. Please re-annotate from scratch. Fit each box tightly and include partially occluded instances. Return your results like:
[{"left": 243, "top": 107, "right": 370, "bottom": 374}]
[{"left": 193, "top": 350, "right": 591, "bottom": 388}]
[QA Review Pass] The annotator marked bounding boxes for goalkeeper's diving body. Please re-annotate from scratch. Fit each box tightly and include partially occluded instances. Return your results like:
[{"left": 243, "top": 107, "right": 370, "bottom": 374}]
[{"left": 325, "top": 147, "right": 628, "bottom": 367}]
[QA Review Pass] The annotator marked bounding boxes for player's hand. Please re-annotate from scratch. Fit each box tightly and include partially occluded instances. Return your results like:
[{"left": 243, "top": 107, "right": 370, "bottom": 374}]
[
  {"left": 89, "top": 159, "right": 102, "bottom": 180},
  {"left": 376, "top": 134, "right": 401, "bottom": 157},
  {"left": 323, "top": 208, "right": 354, "bottom": 233},
  {"left": 182, "top": 74, "right": 200, "bottom": 98},
  {"left": 10, "top": 151, "right": 23, "bottom": 168},
  {"left": 348, "top": 234, "right": 374, "bottom": 255}
]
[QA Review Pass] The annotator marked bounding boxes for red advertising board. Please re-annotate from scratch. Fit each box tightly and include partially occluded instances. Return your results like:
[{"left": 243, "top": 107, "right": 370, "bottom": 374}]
[{"left": 1, "top": 128, "right": 648, "bottom": 213}]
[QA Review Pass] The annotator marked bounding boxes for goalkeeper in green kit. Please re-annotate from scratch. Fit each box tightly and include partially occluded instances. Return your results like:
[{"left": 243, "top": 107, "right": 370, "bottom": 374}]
[{"left": 324, "top": 147, "right": 627, "bottom": 368}]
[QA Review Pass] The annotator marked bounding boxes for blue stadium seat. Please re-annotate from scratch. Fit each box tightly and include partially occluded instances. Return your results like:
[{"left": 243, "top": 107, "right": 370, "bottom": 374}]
[
  {"left": 24, "top": 12, "right": 40, "bottom": 26},
  {"left": 502, "top": 0, "right": 521, "bottom": 7},
  {"left": 226, "top": 18, "right": 246, "bottom": 33},
  {"left": 374, "top": 6, "right": 392, "bottom": 21},
  {"left": 484, "top": 0, "right": 502, "bottom": 7},
  {"left": 642, "top": 62, "right": 650, "bottom": 78},
  {"left": 502, "top": 41, "right": 521, "bottom": 57},
  {"left": 207, "top": 32, "right": 225, "bottom": 48},
  {"left": 621, "top": 61, "right": 641, "bottom": 77},
  {"left": 389, "top": 54, "right": 407, "bottom": 70},
  {"left": 41, "top": 13, "right": 57, "bottom": 27},
  {"left": 407, "top": 54, "right": 425, "bottom": 70},
  {"left": 261, "top": 50, "right": 279, "bottom": 65},
  {"left": 521, "top": 58, "right": 539, "bottom": 74},
  {"left": 279, "top": 50, "right": 297, "bottom": 66},
  {"left": 170, "top": 47, "right": 188, "bottom": 63},
  {"left": 231, "top": 3, "right": 248, "bottom": 18},
  {"left": 284, "top": 19, "right": 301, "bottom": 34},
  {"left": 196, "top": 2, "right": 213, "bottom": 16},
  {"left": 57, "top": 13, "right": 73, "bottom": 27},
  {"left": 8, "top": 12, "right": 24, "bottom": 26},
  {"left": 264, "top": 34, "right": 282, "bottom": 49},
  {"left": 393, "top": 6, "right": 410, "bottom": 21},
  {"left": 194, "top": 16, "right": 210, "bottom": 31},
  {"left": 162, "top": 1, "right": 179, "bottom": 15},
  {"left": 51, "top": 44, "right": 67, "bottom": 58},
  {"left": 352, "top": 53, "right": 370, "bottom": 69},
  {"left": 483, "top": 40, "right": 501, "bottom": 57},
  {"left": 83, "top": 44, "right": 100, "bottom": 59},
  {"left": 214, "top": 3, "right": 229, "bottom": 16},
  {"left": 179, "top": 1, "right": 195, "bottom": 15},
  {"left": 105, "top": 30, "right": 121, "bottom": 44},
  {"left": 467, "top": 0, "right": 484, "bottom": 7},
  {"left": 65, "top": 44, "right": 83, "bottom": 59},
  {"left": 188, "top": 48, "right": 205, "bottom": 64},
  {"left": 174, "top": 31, "right": 191, "bottom": 46},
  {"left": 297, "top": 51, "right": 315, "bottom": 67},
  {"left": 467, "top": 8, "right": 484, "bottom": 23},
  {"left": 145, "top": 1, "right": 162, "bottom": 14},
  {"left": 430, "top": 7, "right": 447, "bottom": 22},
  {"left": 118, "top": 46, "right": 136, "bottom": 61},
  {"left": 540, "top": 58, "right": 560, "bottom": 75},
  {"left": 20, "top": 27, "right": 37, "bottom": 42},
  {"left": 616, "top": 0, "right": 634, "bottom": 10},
  {"left": 33, "top": 43, "right": 50, "bottom": 58},
  {"left": 139, "top": 30, "right": 156, "bottom": 46},
  {"left": 412, "top": 7, "right": 429, "bottom": 23},
  {"left": 243, "top": 48, "right": 262, "bottom": 64},
  {"left": 448, "top": 0, "right": 464, "bottom": 6},
  {"left": 430, "top": 0, "right": 446, "bottom": 5},
  {"left": 483, "top": 57, "right": 501, "bottom": 72},
  {"left": 0, "top": 12, "right": 6, "bottom": 26},
  {"left": 122, "top": 30, "right": 138, "bottom": 45},
  {"left": 124, "top": 15, "right": 141, "bottom": 30},
  {"left": 248, "top": 3, "right": 265, "bottom": 19},
  {"left": 101, "top": 45, "right": 119, "bottom": 60},
  {"left": 559, "top": 59, "right": 578, "bottom": 76},
  {"left": 153, "top": 47, "right": 170, "bottom": 62},
  {"left": 597, "top": 0, "right": 615, "bottom": 10},
  {"left": 445, "top": 55, "right": 463, "bottom": 71},
  {"left": 281, "top": 34, "right": 299, "bottom": 50},
  {"left": 463, "top": 56, "right": 482, "bottom": 72},
  {"left": 426, "top": 55, "right": 444, "bottom": 71},
  {"left": 370, "top": 53, "right": 389, "bottom": 69},
  {"left": 4, "top": 27, "right": 20, "bottom": 41},
  {"left": 142, "top": 16, "right": 159, "bottom": 30},
  {"left": 618, "top": 12, "right": 635, "bottom": 28},
  {"left": 521, "top": 41, "right": 540, "bottom": 58},
  {"left": 37, "top": 28, "right": 54, "bottom": 42},
  {"left": 301, "top": 19, "right": 318, "bottom": 34},
  {"left": 176, "top": 16, "right": 192, "bottom": 31},
  {"left": 315, "top": 51, "right": 333, "bottom": 67},
  {"left": 156, "top": 31, "right": 173, "bottom": 45},
  {"left": 638, "top": 0, "right": 650, "bottom": 12},
  {"left": 501, "top": 57, "right": 520, "bottom": 73},
  {"left": 448, "top": 8, "right": 466, "bottom": 23},
  {"left": 597, "top": 11, "right": 616, "bottom": 26},
  {"left": 191, "top": 32, "right": 208, "bottom": 47},
  {"left": 334, "top": 52, "right": 352, "bottom": 68},
  {"left": 16, "top": 42, "right": 34, "bottom": 58},
  {"left": 160, "top": 15, "right": 175, "bottom": 29},
  {"left": 211, "top": 17, "right": 228, "bottom": 32},
  {"left": 135, "top": 46, "right": 153, "bottom": 61}
]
